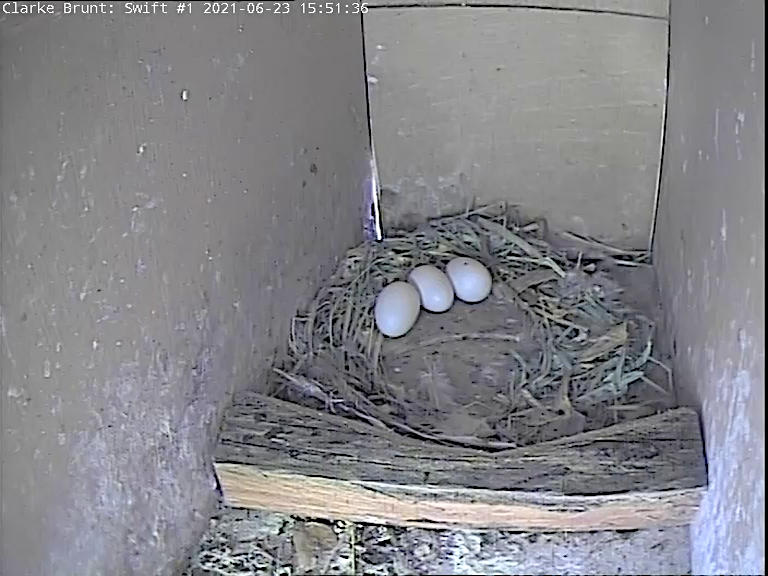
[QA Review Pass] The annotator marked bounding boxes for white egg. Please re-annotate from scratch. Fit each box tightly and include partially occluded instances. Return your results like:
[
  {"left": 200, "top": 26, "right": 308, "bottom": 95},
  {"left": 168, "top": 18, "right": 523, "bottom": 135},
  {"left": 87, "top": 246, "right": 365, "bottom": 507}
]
[
  {"left": 374, "top": 281, "right": 421, "bottom": 337},
  {"left": 446, "top": 257, "right": 493, "bottom": 303},
  {"left": 408, "top": 265, "right": 455, "bottom": 313}
]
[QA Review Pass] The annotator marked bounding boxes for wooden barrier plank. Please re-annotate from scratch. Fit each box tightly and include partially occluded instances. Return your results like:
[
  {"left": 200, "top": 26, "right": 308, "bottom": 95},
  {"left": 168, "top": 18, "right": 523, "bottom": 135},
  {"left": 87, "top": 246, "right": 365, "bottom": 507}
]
[{"left": 214, "top": 394, "right": 706, "bottom": 530}]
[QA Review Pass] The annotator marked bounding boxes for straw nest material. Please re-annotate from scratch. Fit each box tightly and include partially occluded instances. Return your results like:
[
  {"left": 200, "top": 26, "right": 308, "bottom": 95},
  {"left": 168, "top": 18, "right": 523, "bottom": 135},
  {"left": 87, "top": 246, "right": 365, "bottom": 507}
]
[{"left": 267, "top": 204, "right": 671, "bottom": 449}]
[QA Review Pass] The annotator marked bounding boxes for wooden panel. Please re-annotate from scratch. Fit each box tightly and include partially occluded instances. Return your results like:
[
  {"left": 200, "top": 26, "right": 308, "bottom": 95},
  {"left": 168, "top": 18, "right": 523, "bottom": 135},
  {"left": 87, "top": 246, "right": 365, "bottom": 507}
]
[
  {"left": 365, "top": 8, "right": 668, "bottom": 247},
  {"left": 214, "top": 394, "right": 707, "bottom": 530},
  {"left": 366, "top": 0, "right": 669, "bottom": 19}
]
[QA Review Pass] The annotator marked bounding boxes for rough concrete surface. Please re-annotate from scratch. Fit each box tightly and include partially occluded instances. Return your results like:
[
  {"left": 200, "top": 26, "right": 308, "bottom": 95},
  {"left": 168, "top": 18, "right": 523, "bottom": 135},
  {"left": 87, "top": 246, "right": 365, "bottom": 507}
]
[
  {"left": 0, "top": 10, "right": 369, "bottom": 576},
  {"left": 366, "top": 0, "right": 669, "bottom": 19},
  {"left": 654, "top": 1, "right": 765, "bottom": 574},
  {"left": 184, "top": 507, "right": 692, "bottom": 575},
  {"left": 365, "top": 6, "right": 667, "bottom": 247}
]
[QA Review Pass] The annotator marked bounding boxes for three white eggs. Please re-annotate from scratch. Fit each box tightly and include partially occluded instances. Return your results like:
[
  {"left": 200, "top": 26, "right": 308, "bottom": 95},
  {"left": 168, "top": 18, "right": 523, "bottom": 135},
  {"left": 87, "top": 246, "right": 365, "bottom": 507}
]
[{"left": 374, "top": 257, "right": 493, "bottom": 338}]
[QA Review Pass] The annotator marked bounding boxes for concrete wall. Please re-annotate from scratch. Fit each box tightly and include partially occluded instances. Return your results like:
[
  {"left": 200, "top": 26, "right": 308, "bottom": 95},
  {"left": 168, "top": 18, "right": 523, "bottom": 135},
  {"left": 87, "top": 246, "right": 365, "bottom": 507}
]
[
  {"left": 365, "top": 0, "right": 669, "bottom": 18},
  {"left": 0, "top": 11, "right": 369, "bottom": 576},
  {"left": 365, "top": 2, "right": 668, "bottom": 247},
  {"left": 655, "top": 1, "right": 764, "bottom": 573}
]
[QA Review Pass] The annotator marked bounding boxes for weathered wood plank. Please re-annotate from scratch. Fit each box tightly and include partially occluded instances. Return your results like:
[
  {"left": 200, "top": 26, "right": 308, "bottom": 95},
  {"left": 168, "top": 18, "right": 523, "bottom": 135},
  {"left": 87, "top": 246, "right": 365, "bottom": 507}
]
[
  {"left": 214, "top": 394, "right": 706, "bottom": 530},
  {"left": 216, "top": 465, "right": 702, "bottom": 530},
  {"left": 365, "top": 0, "right": 669, "bottom": 19},
  {"left": 365, "top": 8, "right": 668, "bottom": 247}
]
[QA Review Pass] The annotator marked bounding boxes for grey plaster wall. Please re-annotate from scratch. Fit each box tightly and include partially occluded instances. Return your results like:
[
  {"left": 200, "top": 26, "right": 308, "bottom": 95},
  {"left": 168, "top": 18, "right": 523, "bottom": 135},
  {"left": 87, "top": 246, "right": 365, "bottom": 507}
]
[
  {"left": 655, "top": 1, "right": 764, "bottom": 573},
  {"left": 365, "top": 4, "right": 668, "bottom": 247},
  {"left": 365, "top": 0, "right": 668, "bottom": 18},
  {"left": 0, "top": 10, "right": 369, "bottom": 576}
]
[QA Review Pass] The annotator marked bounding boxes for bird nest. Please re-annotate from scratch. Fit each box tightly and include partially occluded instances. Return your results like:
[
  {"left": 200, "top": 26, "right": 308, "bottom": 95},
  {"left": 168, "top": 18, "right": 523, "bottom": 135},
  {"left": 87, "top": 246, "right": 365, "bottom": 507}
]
[{"left": 267, "top": 204, "right": 672, "bottom": 449}]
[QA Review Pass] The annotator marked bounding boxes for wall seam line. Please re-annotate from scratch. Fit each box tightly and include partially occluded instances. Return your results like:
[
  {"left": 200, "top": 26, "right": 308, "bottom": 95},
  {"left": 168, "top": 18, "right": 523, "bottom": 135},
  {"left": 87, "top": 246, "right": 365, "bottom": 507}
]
[
  {"left": 648, "top": 14, "right": 672, "bottom": 257},
  {"left": 361, "top": 12, "right": 384, "bottom": 241}
]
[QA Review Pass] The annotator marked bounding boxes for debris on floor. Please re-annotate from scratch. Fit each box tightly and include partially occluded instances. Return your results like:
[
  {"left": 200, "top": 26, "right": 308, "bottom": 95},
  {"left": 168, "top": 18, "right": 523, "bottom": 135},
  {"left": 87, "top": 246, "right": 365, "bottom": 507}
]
[{"left": 182, "top": 506, "right": 692, "bottom": 575}]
